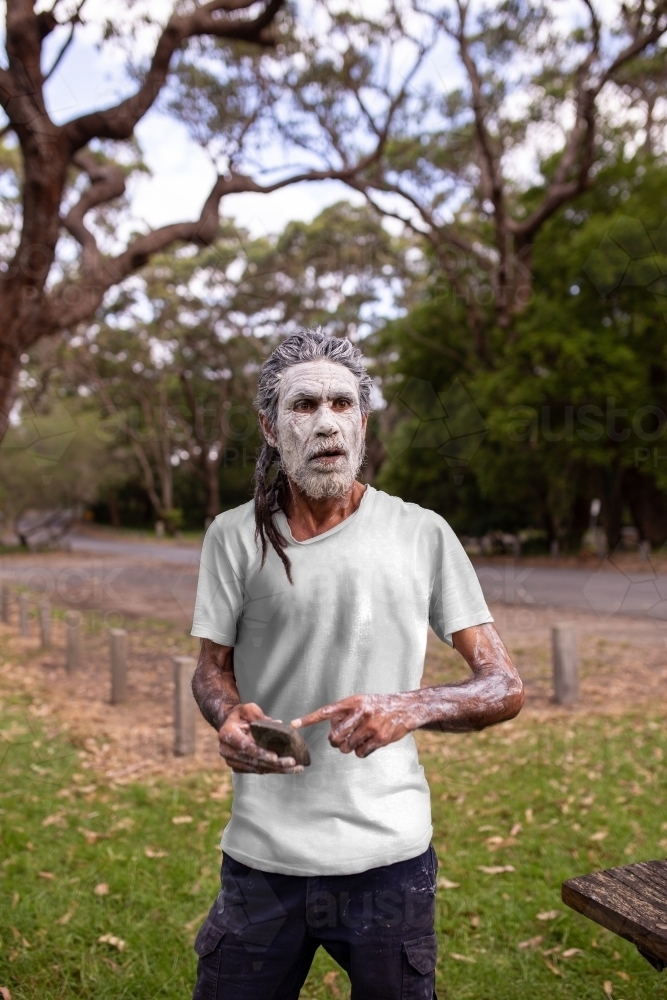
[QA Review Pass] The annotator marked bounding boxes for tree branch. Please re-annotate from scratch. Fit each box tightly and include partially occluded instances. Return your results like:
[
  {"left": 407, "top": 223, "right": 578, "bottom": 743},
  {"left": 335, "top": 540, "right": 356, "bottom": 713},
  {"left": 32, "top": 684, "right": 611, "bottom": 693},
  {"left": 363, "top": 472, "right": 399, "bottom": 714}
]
[
  {"left": 63, "top": 0, "right": 285, "bottom": 153},
  {"left": 61, "top": 150, "right": 126, "bottom": 274},
  {"left": 43, "top": 0, "right": 86, "bottom": 84},
  {"left": 514, "top": 0, "right": 667, "bottom": 244},
  {"left": 48, "top": 157, "right": 378, "bottom": 331}
]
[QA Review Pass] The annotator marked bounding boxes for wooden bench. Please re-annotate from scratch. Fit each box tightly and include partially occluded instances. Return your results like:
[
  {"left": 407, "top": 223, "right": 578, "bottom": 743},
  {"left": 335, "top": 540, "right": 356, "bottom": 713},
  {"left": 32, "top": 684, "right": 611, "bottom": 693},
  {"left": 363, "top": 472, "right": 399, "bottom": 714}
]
[{"left": 562, "top": 860, "right": 667, "bottom": 972}]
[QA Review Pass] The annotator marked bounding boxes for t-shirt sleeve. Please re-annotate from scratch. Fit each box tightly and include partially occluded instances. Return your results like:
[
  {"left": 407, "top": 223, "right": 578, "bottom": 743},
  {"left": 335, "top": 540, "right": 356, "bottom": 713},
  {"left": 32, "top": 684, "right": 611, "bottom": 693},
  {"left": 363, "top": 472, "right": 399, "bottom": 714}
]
[
  {"left": 425, "top": 513, "right": 493, "bottom": 646},
  {"left": 190, "top": 518, "right": 244, "bottom": 646}
]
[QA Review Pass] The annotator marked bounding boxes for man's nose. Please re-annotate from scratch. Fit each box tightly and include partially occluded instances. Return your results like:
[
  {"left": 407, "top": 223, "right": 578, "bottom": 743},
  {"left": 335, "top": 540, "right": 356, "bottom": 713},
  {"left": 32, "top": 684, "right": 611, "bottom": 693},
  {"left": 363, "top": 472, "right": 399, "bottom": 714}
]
[{"left": 313, "top": 403, "right": 338, "bottom": 434}]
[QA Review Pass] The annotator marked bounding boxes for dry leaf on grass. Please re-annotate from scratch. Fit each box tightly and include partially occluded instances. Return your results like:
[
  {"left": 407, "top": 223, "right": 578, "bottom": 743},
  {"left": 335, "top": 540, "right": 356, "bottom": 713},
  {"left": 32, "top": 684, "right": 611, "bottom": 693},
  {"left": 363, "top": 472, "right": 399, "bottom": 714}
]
[
  {"left": 536, "top": 910, "right": 561, "bottom": 921},
  {"left": 0, "top": 986, "right": 12, "bottom": 1000},
  {"left": 518, "top": 936, "right": 543, "bottom": 950},
  {"left": 478, "top": 865, "right": 515, "bottom": 874},
  {"left": 590, "top": 830, "right": 608, "bottom": 842},
  {"left": 57, "top": 908, "right": 77, "bottom": 926},
  {"left": 616, "top": 971, "right": 630, "bottom": 982},
  {"left": 110, "top": 817, "right": 134, "bottom": 832},
  {"left": 171, "top": 815, "right": 193, "bottom": 825},
  {"left": 144, "top": 847, "right": 169, "bottom": 859},
  {"left": 486, "top": 836, "right": 519, "bottom": 851},
  {"left": 510, "top": 823, "right": 523, "bottom": 837},
  {"left": 544, "top": 959, "right": 562, "bottom": 977},
  {"left": 78, "top": 828, "right": 106, "bottom": 845},
  {"left": 322, "top": 970, "right": 340, "bottom": 996},
  {"left": 562, "top": 948, "right": 584, "bottom": 958},
  {"left": 38, "top": 871, "right": 55, "bottom": 880},
  {"left": 603, "top": 981, "right": 613, "bottom": 997},
  {"left": 525, "top": 808, "right": 534, "bottom": 823},
  {"left": 97, "top": 934, "right": 126, "bottom": 952},
  {"left": 450, "top": 953, "right": 475, "bottom": 964},
  {"left": 94, "top": 883, "right": 109, "bottom": 896},
  {"left": 42, "top": 812, "right": 67, "bottom": 829},
  {"left": 209, "top": 787, "right": 231, "bottom": 802},
  {"left": 437, "top": 877, "right": 460, "bottom": 889}
]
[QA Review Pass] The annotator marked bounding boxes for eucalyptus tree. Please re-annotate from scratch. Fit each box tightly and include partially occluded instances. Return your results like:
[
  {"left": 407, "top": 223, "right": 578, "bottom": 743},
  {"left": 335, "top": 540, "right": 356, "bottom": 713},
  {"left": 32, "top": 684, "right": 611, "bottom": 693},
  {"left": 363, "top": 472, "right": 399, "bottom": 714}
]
[
  {"left": 256, "top": 0, "right": 667, "bottom": 359},
  {"left": 54, "top": 200, "right": 415, "bottom": 523},
  {"left": 0, "top": 0, "right": 389, "bottom": 440}
]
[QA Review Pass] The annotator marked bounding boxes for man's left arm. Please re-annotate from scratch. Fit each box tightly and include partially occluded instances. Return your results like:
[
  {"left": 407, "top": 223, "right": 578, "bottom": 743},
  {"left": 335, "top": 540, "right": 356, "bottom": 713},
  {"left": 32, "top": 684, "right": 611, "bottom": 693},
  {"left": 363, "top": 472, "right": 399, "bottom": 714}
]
[{"left": 292, "top": 623, "right": 524, "bottom": 758}]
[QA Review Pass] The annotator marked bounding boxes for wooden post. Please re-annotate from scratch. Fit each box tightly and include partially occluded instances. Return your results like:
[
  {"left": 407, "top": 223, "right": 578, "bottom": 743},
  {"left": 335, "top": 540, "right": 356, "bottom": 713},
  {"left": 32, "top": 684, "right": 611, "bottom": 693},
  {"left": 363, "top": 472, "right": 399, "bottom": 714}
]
[
  {"left": 173, "top": 656, "right": 197, "bottom": 756},
  {"left": 19, "top": 593, "right": 29, "bottom": 636},
  {"left": 110, "top": 628, "right": 128, "bottom": 704},
  {"left": 39, "top": 601, "right": 51, "bottom": 649},
  {"left": 66, "top": 611, "right": 82, "bottom": 673},
  {"left": 1, "top": 585, "right": 10, "bottom": 624},
  {"left": 552, "top": 623, "right": 578, "bottom": 705}
]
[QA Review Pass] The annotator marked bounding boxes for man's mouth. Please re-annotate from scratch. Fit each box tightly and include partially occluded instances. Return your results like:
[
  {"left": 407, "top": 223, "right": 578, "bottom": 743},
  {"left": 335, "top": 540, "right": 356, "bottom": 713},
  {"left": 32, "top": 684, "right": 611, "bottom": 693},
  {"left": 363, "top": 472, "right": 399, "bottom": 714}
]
[{"left": 309, "top": 448, "right": 346, "bottom": 462}]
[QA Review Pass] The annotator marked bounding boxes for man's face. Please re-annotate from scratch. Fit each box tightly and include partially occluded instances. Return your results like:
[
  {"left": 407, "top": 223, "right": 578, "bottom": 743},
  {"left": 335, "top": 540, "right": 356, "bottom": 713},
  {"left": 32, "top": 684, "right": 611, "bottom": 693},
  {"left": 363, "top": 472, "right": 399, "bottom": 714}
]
[{"left": 263, "top": 360, "right": 367, "bottom": 499}]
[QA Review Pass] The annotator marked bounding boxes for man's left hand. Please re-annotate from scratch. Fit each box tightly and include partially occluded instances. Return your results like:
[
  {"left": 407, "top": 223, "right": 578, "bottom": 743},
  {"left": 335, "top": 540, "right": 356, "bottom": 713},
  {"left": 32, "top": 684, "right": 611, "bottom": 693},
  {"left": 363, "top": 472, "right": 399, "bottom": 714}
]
[{"left": 292, "top": 693, "right": 417, "bottom": 758}]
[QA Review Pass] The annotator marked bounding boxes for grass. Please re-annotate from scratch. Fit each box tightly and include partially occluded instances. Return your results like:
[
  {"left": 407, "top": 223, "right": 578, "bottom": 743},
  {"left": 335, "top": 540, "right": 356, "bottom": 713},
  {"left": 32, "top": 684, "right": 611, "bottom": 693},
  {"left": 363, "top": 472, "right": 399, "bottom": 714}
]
[{"left": 1, "top": 691, "right": 666, "bottom": 999}]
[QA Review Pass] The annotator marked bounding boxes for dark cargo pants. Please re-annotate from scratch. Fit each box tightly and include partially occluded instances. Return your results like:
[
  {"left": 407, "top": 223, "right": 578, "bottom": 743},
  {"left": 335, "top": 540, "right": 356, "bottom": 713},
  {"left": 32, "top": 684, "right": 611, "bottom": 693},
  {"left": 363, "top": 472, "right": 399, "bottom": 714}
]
[{"left": 192, "top": 844, "right": 439, "bottom": 1000}]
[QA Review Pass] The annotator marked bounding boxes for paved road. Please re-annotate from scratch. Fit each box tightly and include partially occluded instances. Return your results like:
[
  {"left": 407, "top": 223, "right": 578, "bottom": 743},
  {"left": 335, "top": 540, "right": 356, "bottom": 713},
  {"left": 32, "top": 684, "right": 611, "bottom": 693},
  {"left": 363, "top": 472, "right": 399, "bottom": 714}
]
[
  {"left": 68, "top": 533, "right": 200, "bottom": 565},
  {"left": 64, "top": 532, "right": 667, "bottom": 621},
  {"left": 473, "top": 562, "right": 667, "bottom": 621}
]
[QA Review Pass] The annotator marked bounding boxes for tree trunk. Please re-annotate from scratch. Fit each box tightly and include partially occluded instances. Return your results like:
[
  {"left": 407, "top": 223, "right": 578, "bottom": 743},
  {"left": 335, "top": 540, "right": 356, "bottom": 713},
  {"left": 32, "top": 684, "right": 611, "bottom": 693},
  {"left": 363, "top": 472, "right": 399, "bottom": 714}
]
[
  {"left": 205, "top": 459, "right": 221, "bottom": 522},
  {"left": 600, "top": 462, "right": 624, "bottom": 552},
  {"left": 108, "top": 497, "right": 121, "bottom": 528},
  {"left": 623, "top": 467, "right": 667, "bottom": 547},
  {"left": 0, "top": 136, "right": 68, "bottom": 437},
  {"left": 0, "top": 351, "right": 22, "bottom": 440}
]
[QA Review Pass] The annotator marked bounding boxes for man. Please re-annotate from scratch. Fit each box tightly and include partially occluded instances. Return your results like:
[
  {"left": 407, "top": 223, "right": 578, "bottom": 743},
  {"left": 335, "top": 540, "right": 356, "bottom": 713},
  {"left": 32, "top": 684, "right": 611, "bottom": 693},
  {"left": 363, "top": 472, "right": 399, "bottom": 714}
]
[{"left": 190, "top": 329, "right": 524, "bottom": 999}]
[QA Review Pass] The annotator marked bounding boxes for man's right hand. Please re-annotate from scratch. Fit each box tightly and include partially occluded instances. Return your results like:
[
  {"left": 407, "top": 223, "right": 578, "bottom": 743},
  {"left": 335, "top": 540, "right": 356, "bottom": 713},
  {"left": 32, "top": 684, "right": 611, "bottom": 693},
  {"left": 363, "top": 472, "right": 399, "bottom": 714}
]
[{"left": 218, "top": 703, "right": 305, "bottom": 774}]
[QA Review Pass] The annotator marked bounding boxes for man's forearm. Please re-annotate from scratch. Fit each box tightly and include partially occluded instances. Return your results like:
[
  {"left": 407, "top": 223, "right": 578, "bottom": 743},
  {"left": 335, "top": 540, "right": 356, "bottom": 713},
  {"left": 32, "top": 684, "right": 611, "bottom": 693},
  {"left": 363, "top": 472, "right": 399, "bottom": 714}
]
[
  {"left": 414, "top": 622, "right": 524, "bottom": 733},
  {"left": 191, "top": 640, "right": 240, "bottom": 731},
  {"left": 412, "top": 670, "right": 524, "bottom": 733}
]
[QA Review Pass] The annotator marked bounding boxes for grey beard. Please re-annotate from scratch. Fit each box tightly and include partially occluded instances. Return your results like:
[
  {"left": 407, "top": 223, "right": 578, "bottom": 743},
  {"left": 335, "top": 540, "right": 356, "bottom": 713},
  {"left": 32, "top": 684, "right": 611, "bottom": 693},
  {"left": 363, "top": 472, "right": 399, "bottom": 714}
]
[{"left": 281, "top": 447, "right": 365, "bottom": 500}]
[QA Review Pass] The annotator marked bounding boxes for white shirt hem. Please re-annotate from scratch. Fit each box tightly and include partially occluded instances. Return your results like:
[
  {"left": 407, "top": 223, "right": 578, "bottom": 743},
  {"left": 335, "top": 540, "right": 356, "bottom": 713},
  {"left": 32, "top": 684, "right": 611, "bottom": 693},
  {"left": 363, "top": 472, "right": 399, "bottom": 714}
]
[{"left": 220, "top": 827, "right": 434, "bottom": 877}]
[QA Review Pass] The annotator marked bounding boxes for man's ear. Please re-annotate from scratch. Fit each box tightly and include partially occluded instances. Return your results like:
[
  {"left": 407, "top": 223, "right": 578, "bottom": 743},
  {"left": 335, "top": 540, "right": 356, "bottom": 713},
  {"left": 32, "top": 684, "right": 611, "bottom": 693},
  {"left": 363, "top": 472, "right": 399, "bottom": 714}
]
[
  {"left": 361, "top": 413, "right": 369, "bottom": 437},
  {"left": 258, "top": 411, "right": 278, "bottom": 448}
]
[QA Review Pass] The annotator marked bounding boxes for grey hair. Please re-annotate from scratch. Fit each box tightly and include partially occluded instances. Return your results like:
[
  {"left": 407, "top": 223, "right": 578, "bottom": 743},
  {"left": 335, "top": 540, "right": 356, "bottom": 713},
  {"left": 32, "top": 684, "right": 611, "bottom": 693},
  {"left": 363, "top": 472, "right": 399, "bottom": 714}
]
[{"left": 253, "top": 329, "right": 372, "bottom": 582}]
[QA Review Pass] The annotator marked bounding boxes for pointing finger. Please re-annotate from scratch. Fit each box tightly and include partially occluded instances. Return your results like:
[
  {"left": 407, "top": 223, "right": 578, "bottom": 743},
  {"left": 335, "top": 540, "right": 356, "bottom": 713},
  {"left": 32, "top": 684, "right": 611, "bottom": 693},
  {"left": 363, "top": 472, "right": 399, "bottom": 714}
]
[{"left": 291, "top": 705, "right": 338, "bottom": 729}]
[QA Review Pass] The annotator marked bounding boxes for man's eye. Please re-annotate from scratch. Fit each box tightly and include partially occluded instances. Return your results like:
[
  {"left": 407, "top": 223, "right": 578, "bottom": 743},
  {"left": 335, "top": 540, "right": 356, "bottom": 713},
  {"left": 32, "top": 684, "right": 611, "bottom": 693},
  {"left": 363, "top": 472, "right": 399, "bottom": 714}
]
[
  {"left": 294, "top": 400, "right": 315, "bottom": 410},
  {"left": 333, "top": 398, "right": 353, "bottom": 408}
]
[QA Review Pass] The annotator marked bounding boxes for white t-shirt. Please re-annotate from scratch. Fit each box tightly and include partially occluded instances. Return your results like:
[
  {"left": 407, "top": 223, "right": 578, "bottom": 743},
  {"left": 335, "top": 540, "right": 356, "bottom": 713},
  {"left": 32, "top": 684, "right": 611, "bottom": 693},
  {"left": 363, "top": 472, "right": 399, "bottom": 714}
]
[{"left": 190, "top": 485, "right": 493, "bottom": 876}]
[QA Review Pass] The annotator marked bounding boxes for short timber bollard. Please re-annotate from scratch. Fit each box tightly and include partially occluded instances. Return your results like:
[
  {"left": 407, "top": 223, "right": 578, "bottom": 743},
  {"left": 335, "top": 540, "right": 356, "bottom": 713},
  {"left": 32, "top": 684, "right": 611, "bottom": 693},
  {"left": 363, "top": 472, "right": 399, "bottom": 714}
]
[
  {"left": 552, "top": 623, "right": 578, "bottom": 705},
  {"left": 39, "top": 601, "right": 51, "bottom": 649},
  {"left": 1, "top": 585, "right": 10, "bottom": 624},
  {"left": 65, "top": 611, "right": 82, "bottom": 672},
  {"left": 19, "top": 593, "right": 29, "bottom": 636},
  {"left": 110, "top": 628, "right": 128, "bottom": 704},
  {"left": 173, "top": 656, "right": 197, "bottom": 756}
]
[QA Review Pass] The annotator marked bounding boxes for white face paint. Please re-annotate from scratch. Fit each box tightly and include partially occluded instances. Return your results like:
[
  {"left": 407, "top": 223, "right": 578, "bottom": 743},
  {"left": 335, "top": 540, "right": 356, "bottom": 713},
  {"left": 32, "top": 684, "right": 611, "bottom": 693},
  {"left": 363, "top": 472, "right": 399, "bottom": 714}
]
[{"left": 266, "top": 360, "right": 366, "bottom": 500}]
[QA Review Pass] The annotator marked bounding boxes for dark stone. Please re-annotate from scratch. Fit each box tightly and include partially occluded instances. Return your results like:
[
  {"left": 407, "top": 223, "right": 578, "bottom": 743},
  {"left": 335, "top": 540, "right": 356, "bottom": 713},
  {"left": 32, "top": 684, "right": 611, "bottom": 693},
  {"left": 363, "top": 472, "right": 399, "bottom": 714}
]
[{"left": 249, "top": 720, "right": 311, "bottom": 766}]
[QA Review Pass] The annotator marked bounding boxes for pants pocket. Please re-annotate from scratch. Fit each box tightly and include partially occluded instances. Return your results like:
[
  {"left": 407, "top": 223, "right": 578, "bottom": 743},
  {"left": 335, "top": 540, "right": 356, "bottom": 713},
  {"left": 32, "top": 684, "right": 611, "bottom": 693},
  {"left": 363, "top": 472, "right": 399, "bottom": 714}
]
[
  {"left": 192, "top": 919, "right": 226, "bottom": 1000},
  {"left": 402, "top": 932, "right": 437, "bottom": 999}
]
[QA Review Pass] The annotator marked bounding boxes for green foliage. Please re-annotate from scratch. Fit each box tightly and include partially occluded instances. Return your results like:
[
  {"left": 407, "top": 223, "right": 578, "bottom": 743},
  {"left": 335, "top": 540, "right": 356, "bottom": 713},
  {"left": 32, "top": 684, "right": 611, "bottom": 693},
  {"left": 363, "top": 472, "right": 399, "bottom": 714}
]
[
  {"left": 372, "top": 156, "right": 667, "bottom": 546},
  {"left": 0, "top": 403, "right": 132, "bottom": 525}
]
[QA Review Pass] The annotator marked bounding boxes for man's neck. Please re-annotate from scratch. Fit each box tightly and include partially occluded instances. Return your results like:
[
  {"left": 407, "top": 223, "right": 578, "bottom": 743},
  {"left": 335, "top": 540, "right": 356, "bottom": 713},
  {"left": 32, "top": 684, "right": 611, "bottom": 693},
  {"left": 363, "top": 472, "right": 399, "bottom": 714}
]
[{"left": 284, "top": 480, "right": 367, "bottom": 541}]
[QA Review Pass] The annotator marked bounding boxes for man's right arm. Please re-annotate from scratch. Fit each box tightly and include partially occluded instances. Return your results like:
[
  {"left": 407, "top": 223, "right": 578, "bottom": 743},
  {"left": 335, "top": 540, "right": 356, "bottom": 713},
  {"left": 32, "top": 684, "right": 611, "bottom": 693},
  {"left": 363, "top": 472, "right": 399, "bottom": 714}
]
[{"left": 191, "top": 638, "right": 305, "bottom": 775}]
